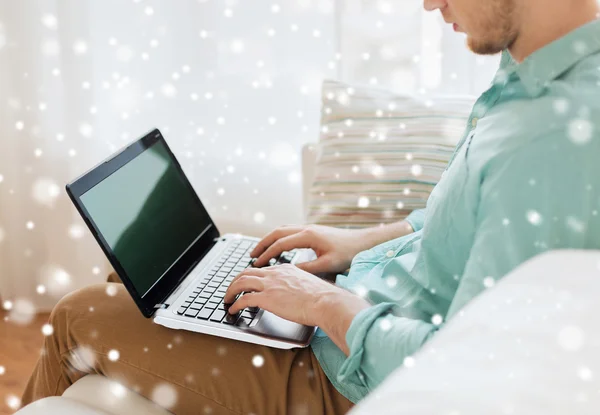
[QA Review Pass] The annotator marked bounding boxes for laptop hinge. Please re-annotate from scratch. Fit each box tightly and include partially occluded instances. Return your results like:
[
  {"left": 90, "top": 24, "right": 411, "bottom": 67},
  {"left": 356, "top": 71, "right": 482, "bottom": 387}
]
[{"left": 154, "top": 303, "right": 168, "bottom": 310}]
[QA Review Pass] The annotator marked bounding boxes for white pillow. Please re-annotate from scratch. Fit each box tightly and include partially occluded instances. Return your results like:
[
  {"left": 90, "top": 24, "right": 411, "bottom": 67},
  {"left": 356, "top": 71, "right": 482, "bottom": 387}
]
[
  {"left": 350, "top": 250, "right": 600, "bottom": 415},
  {"left": 307, "top": 79, "right": 475, "bottom": 228}
]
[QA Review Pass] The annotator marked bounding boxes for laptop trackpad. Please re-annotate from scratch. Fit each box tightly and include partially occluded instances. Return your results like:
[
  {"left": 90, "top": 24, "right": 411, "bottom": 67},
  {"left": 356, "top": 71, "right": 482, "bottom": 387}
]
[{"left": 247, "top": 310, "right": 314, "bottom": 343}]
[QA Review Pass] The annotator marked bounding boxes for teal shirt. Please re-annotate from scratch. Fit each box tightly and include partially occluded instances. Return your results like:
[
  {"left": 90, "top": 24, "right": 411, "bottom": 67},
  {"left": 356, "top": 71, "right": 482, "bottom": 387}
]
[{"left": 311, "top": 20, "right": 600, "bottom": 404}]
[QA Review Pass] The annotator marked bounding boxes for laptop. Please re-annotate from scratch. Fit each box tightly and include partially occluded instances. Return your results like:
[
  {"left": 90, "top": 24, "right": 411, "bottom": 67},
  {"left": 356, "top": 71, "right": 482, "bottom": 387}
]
[{"left": 66, "top": 128, "right": 317, "bottom": 349}]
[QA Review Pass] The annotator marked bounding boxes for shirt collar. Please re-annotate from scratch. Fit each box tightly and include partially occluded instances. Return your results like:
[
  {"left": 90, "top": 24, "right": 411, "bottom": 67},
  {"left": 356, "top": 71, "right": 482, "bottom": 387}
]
[{"left": 501, "top": 19, "right": 600, "bottom": 97}]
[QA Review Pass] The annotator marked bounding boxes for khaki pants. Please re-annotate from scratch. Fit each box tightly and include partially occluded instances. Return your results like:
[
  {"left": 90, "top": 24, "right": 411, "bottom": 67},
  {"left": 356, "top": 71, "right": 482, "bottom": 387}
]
[{"left": 21, "top": 273, "right": 353, "bottom": 415}]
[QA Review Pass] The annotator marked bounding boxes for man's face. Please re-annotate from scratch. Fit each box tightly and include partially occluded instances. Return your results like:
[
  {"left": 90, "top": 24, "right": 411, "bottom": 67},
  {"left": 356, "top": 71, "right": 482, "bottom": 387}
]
[{"left": 424, "top": 0, "right": 520, "bottom": 54}]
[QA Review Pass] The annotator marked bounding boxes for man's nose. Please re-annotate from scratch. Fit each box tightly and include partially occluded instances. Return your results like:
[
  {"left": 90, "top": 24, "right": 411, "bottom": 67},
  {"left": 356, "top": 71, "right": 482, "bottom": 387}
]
[{"left": 423, "top": 0, "right": 447, "bottom": 12}]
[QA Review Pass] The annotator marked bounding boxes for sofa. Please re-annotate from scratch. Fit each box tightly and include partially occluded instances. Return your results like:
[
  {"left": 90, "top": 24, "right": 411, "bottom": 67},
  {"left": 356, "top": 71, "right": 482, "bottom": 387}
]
[
  {"left": 16, "top": 139, "right": 600, "bottom": 414},
  {"left": 15, "top": 77, "right": 600, "bottom": 413}
]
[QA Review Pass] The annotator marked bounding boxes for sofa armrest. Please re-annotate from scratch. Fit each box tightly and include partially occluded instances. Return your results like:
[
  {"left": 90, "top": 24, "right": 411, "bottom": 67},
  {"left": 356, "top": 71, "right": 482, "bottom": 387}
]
[{"left": 349, "top": 249, "right": 600, "bottom": 414}]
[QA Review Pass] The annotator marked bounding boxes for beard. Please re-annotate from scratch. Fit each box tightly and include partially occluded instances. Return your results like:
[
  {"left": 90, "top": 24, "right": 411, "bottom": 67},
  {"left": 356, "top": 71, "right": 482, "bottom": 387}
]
[{"left": 466, "top": 0, "right": 519, "bottom": 55}]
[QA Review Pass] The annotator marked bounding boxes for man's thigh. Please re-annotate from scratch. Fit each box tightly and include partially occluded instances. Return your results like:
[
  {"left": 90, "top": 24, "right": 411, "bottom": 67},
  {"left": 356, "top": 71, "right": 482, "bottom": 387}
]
[{"left": 62, "top": 283, "right": 351, "bottom": 415}]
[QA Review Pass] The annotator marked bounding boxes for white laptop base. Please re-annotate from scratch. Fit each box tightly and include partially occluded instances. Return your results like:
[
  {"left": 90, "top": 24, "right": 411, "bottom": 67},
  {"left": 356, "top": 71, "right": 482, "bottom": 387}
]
[{"left": 154, "top": 233, "right": 317, "bottom": 350}]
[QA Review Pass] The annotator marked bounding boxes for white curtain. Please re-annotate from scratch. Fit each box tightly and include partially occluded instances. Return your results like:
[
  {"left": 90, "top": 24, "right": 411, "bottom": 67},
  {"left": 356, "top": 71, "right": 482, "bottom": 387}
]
[
  {"left": 0, "top": 0, "right": 336, "bottom": 311},
  {"left": 336, "top": 0, "right": 501, "bottom": 96}
]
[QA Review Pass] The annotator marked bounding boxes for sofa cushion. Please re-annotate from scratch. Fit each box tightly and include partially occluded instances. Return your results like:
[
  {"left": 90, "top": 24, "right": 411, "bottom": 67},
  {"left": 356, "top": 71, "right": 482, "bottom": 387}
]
[
  {"left": 62, "top": 375, "right": 173, "bottom": 415},
  {"left": 307, "top": 79, "right": 474, "bottom": 227},
  {"left": 349, "top": 250, "right": 600, "bottom": 414},
  {"left": 15, "top": 397, "right": 113, "bottom": 415}
]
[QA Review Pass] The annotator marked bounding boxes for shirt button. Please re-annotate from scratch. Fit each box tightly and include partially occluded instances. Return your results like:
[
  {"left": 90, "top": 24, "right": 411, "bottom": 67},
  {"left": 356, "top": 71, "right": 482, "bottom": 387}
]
[
  {"left": 471, "top": 117, "right": 479, "bottom": 127},
  {"left": 386, "top": 250, "right": 394, "bottom": 258}
]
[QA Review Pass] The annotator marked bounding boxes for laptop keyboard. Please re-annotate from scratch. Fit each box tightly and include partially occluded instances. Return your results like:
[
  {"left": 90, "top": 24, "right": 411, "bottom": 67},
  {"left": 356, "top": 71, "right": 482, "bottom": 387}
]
[{"left": 176, "top": 238, "right": 297, "bottom": 327}]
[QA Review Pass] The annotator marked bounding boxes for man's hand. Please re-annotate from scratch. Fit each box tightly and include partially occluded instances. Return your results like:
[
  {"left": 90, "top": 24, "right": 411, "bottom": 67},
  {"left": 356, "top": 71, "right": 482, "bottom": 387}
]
[
  {"left": 250, "top": 223, "right": 413, "bottom": 275},
  {"left": 223, "top": 264, "right": 370, "bottom": 333}
]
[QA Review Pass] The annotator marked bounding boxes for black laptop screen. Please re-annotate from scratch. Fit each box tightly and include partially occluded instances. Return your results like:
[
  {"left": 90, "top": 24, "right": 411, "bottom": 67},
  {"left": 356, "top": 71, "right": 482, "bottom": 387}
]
[{"left": 80, "top": 140, "right": 212, "bottom": 296}]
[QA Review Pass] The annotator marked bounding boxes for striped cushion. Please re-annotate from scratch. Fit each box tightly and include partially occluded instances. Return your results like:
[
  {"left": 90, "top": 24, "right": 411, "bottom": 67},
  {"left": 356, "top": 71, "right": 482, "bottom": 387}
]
[{"left": 307, "top": 79, "right": 475, "bottom": 228}]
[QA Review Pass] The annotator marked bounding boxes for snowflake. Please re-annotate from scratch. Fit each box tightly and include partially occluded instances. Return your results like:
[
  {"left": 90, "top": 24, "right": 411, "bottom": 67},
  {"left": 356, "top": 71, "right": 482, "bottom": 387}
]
[
  {"left": 5, "top": 395, "right": 20, "bottom": 410},
  {"left": 353, "top": 284, "right": 368, "bottom": 298},
  {"left": 161, "top": 83, "right": 177, "bottom": 98},
  {"left": 526, "top": 210, "right": 543, "bottom": 226},
  {"left": 108, "top": 349, "right": 120, "bottom": 361},
  {"left": 31, "top": 178, "right": 61, "bottom": 207},
  {"left": 411, "top": 164, "right": 423, "bottom": 176},
  {"left": 152, "top": 383, "right": 178, "bottom": 409},
  {"left": 106, "top": 285, "right": 118, "bottom": 297},
  {"left": 252, "top": 354, "right": 265, "bottom": 367},
  {"left": 288, "top": 171, "right": 301, "bottom": 183},
  {"left": 110, "top": 382, "right": 127, "bottom": 398},
  {"left": 483, "top": 276, "right": 495, "bottom": 288},
  {"left": 370, "top": 164, "right": 384, "bottom": 177},
  {"left": 431, "top": 314, "right": 443, "bottom": 325},
  {"left": 557, "top": 326, "right": 585, "bottom": 351},
  {"left": 553, "top": 98, "right": 570, "bottom": 114},
  {"left": 42, "top": 38, "right": 60, "bottom": 56},
  {"left": 41, "top": 13, "right": 58, "bottom": 29},
  {"left": 230, "top": 39, "right": 244, "bottom": 54},
  {"left": 69, "top": 224, "right": 85, "bottom": 239},
  {"left": 116, "top": 45, "right": 134, "bottom": 62},
  {"left": 566, "top": 216, "right": 585, "bottom": 233},
  {"left": 357, "top": 196, "right": 370, "bottom": 208},
  {"left": 72, "top": 39, "right": 88, "bottom": 55},
  {"left": 568, "top": 118, "right": 593, "bottom": 145},
  {"left": 379, "top": 318, "right": 392, "bottom": 331},
  {"left": 578, "top": 366, "right": 593, "bottom": 381},
  {"left": 573, "top": 40, "right": 587, "bottom": 55},
  {"left": 403, "top": 356, "right": 415, "bottom": 368},
  {"left": 41, "top": 323, "right": 54, "bottom": 336},
  {"left": 385, "top": 276, "right": 398, "bottom": 288},
  {"left": 9, "top": 298, "right": 37, "bottom": 325}
]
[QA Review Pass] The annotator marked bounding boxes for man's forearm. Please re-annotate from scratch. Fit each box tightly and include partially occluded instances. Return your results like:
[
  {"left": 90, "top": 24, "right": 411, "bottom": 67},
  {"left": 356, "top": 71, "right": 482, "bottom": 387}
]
[
  {"left": 358, "top": 220, "right": 415, "bottom": 252},
  {"left": 315, "top": 289, "right": 371, "bottom": 356},
  {"left": 313, "top": 221, "right": 415, "bottom": 353}
]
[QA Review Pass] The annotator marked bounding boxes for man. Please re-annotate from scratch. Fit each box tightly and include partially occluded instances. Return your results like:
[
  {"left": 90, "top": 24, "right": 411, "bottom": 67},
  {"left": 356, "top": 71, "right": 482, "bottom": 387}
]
[{"left": 22, "top": 0, "right": 600, "bottom": 414}]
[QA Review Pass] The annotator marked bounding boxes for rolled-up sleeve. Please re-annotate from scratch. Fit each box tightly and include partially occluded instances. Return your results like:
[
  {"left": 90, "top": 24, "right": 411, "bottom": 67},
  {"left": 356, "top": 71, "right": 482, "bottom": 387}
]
[
  {"left": 337, "top": 302, "right": 438, "bottom": 390},
  {"left": 404, "top": 208, "right": 427, "bottom": 232},
  {"left": 335, "top": 130, "right": 599, "bottom": 393}
]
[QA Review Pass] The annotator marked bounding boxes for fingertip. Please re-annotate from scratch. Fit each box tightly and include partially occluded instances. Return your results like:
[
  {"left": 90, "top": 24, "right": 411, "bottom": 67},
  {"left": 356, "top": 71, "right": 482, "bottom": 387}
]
[{"left": 252, "top": 257, "right": 266, "bottom": 268}]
